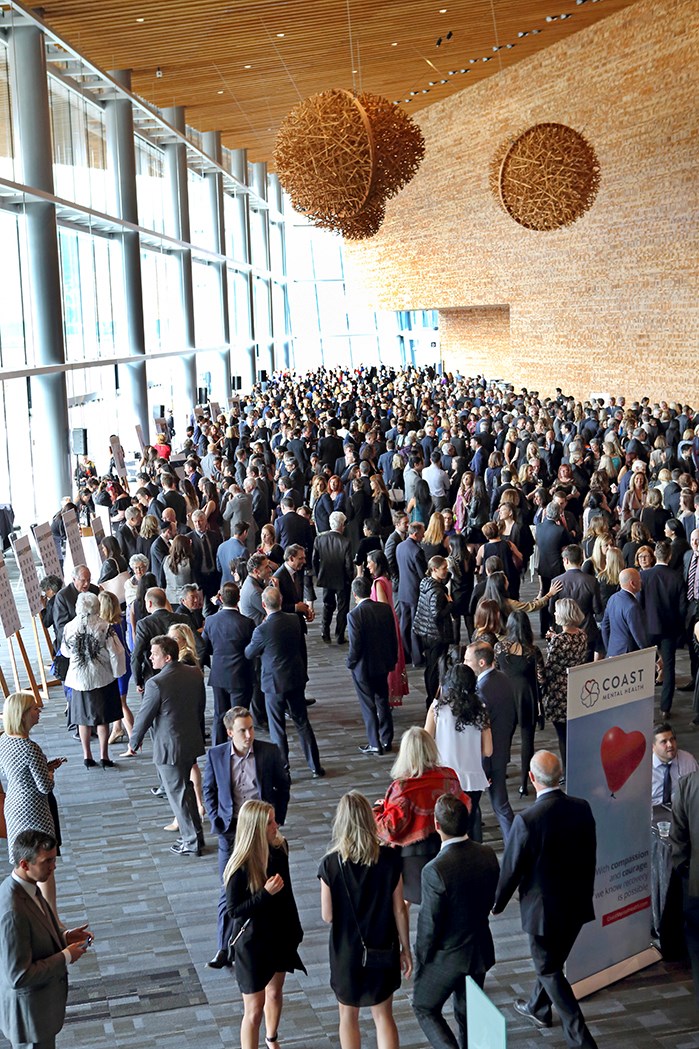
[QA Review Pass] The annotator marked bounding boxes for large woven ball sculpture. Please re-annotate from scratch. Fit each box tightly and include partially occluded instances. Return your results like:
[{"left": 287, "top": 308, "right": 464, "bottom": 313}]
[{"left": 275, "top": 88, "right": 425, "bottom": 240}]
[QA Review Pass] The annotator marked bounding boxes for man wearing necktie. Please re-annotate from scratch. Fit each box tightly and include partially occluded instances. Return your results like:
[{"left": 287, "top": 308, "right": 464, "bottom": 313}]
[
  {"left": 0, "top": 830, "right": 92, "bottom": 1049},
  {"left": 682, "top": 529, "right": 699, "bottom": 691},
  {"left": 189, "top": 510, "right": 222, "bottom": 616},
  {"left": 651, "top": 723, "right": 698, "bottom": 807}
]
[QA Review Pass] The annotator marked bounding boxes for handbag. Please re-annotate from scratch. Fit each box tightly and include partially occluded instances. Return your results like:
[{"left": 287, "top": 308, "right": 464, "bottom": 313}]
[
  {"left": 226, "top": 917, "right": 250, "bottom": 964},
  {"left": 0, "top": 786, "right": 6, "bottom": 839},
  {"left": 101, "top": 569, "right": 129, "bottom": 606},
  {"left": 338, "top": 858, "right": 396, "bottom": 969},
  {"left": 52, "top": 652, "right": 70, "bottom": 682}
]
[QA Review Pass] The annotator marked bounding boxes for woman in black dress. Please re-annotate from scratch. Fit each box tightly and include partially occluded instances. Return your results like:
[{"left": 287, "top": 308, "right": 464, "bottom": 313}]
[
  {"left": 318, "top": 791, "right": 412, "bottom": 1049},
  {"left": 494, "top": 610, "right": 545, "bottom": 796},
  {"left": 225, "top": 800, "right": 304, "bottom": 1049}
]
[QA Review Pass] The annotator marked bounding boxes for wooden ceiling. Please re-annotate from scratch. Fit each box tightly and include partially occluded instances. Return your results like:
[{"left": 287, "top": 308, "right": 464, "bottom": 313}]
[{"left": 39, "top": 0, "right": 639, "bottom": 163}]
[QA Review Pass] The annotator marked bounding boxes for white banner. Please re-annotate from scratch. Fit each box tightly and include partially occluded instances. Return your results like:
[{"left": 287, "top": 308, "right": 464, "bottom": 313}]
[
  {"left": 31, "top": 522, "right": 62, "bottom": 578},
  {"left": 11, "top": 535, "right": 43, "bottom": 617},
  {"left": 0, "top": 554, "right": 21, "bottom": 638}
]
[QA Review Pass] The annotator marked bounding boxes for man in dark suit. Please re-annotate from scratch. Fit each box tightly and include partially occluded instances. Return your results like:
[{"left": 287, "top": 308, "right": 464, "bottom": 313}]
[
  {"left": 273, "top": 544, "right": 315, "bottom": 645},
  {"left": 346, "top": 576, "right": 398, "bottom": 755},
  {"left": 412, "top": 794, "right": 500, "bottom": 1049},
  {"left": 396, "top": 521, "right": 427, "bottom": 666},
  {"left": 274, "top": 497, "right": 313, "bottom": 558},
  {"left": 154, "top": 472, "right": 187, "bottom": 525},
  {"left": 312, "top": 511, "right": 353, "bottom": 644},
  {"left": 683, "top": 528, "right": 699, "bottom": 690},
  {"left": 600, "top": 568, "right": 649, "bottom": 657},
  {"left": 148, "top": 510, "right": 178, "bottom": 586},
  {"left": 0, "top": 830, "right": 92, "bottom": 1049},
  {"left": 536, "top": 502, "right": 573, "bottom": 635},
  {"left": 493, "top": 750, "right": 598, "bottom": 1048},
  {"left": 244, "top": 586, "right": 324, "bottom": 777},
  {"left": 384, "top": 510, "right": 409, "bottom": 595},
  {"left": 465, "top": 640, "right": 517, "bottom": 843},
  {"left": 671, "top": 768, "right": 699, "bottom": 1007},
  {"left": 131, "top": 587, "right": 189, "bottom": 689},
  {"left": 549, "top": 544, "right": 603, "bottom": 658},
  {"left": 52, "top": 564, "right": 99, "bottom": 645},
  {"left": 116, "top": 506, "right": 142, "bottom": 561},
  {"left": 641, "top": 540, "right": 686, "bottom": 713},
  {"left": 188, "top": 510, "right": 222, "bottom": 615},
  {"left": 127, "top": 634, "right": 206, "bottom": 856},
  {"left": 203, "top": 706, "right": 290, "bottom": 969},
  {"left": 202, "top": 582, "right": 255, "bottom": 745}
]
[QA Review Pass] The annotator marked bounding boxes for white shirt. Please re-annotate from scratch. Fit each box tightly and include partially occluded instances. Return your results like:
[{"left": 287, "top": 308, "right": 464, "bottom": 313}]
[{"left": 11, "top": 873, "right": 72, "bottom": 966}]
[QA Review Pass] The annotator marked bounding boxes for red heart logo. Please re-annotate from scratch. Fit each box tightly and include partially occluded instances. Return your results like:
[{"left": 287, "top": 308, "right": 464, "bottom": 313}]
[{"left": 600, "top": 726, "right": 646, "bottom": 795}]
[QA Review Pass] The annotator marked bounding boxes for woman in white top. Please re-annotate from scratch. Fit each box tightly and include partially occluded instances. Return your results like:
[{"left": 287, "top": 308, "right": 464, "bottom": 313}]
[{"left": 424, "top": 663, "right": 492, "bottom": 842}]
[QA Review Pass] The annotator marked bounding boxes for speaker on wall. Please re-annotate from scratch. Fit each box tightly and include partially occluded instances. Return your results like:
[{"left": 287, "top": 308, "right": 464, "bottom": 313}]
[
  {"left": 153, "top": 404, "right": 165, "bottom": 419},
  {"left": 72, "top": 428, "right": 88, "bottom": 456},
  {"left": 197, "top": 387, "right": 208, "bottom": 405},
  {"left": 232, "top": 376, "right": 243, "bottom": 391},
  {"left": 258, "top": 370, "right": 268, "bottom": 384}
]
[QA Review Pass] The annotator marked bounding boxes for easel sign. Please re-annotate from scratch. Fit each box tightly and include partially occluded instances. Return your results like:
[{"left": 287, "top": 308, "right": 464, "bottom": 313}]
[
  {"left": 153, "top": 418, "right": 168, "bottom": 439},
  {"left": 61, "top": 507, "right": 85, "bottom": 570},
  {"left": 209, "top": 400, "right": 221, "bottom": 420},
  {"left": 94, "top": 503, "right": 112, "bottom": 539},
  {"left": 10, "top": 536, "right": 56, "bottom": 700},
  {"left": 92, "top": 516, "right": 106, "bottom": 556},
  {"left": 135, "top": 424, "right": 146, "bottom": 456},
  {"left": 0, "top": 554, "right": 40, "bottom": 704},
  {"left": 31, "top": 522, "right": 62, "bottom": 579},
  {"left": 109, "top": 434, "right": 127, "bottom": 480}
]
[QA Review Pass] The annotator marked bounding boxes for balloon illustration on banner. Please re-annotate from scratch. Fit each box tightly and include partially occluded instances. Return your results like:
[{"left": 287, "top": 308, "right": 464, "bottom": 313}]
[{"left": 600, "top": 726, "right": 646, "bottom": 796}]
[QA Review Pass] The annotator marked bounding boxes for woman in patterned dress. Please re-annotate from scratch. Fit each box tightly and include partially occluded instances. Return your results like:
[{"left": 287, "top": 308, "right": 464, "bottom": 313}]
[
  {"left": 0, "top": 691, "right": 64, "bottom": 915},
  {"left": 542, "top": 598, "right": 588, "bottom": 771}
]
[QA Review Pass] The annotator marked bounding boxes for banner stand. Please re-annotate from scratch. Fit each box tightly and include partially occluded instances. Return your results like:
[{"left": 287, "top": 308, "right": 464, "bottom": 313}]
[
  {"left": 573, "top": 945, "right": 660, "bottom": 999},
  {"left": 4, "top": 631, "right": 42, "bottom": 707},
  {"left": 29, "top": 616, "right": 56, "bottom": 701}
]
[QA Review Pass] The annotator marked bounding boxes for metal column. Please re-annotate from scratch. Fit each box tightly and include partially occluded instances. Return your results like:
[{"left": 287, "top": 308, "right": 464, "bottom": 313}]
[
  {"left": 10, "top": 25, "right": 72, "bottom": 518},
  {"left": 203, "top": 130, "right": 232, "bottom": 404},
  {"left": 230, "top": 148, "right": 256, "bottom": 391},
  {"left": 104, "top": 69, "right": 150, "bottom": 444}
]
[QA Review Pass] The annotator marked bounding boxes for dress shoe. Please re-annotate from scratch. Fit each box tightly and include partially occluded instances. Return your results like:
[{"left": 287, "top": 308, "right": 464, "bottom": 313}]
[
  {"left": 206, "top": 949, "right": 232, "bottom": 970},
  {"left": 678, "top": 681, "right": 695, "bottom": 691},
  {"left": 312, "top": 767, "right": 326, "bottom": 779},
  {"left": 321, "top": 634, "right": 331, "bottom": 644},
  {"left": 170, "top": 842, "right": 201, "bottom": 857},
  {"left": 513, "top": 999, "right": 551, "bottom": 1028},
  {"left": 518, "top": 785, "right": 529, "bottom": 797},
  {"left": 305, "top": 697, "right": 317, "bottom": 706},
  {"left": 358, "top": 744, "right": 383, "bottom": 755},
  {"left": 381, "top": 744, "right": 393, "bottom": 753},
  {"left": 100, "top": 758, "right": 116, "bottom": 769},
  {"left": 84, "top": 758, "right": 97, "bottom": 769},
  {"left": 336, "top": 636, "right": 347, "bottom": 645},
  {"left": 150, "top": 786, "right": 166, "bottom": 797}
]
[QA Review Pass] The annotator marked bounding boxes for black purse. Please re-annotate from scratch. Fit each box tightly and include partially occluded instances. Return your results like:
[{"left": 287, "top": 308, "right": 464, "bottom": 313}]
[{"left": 338, "top": 858, "right": 396, "bottom": 969}]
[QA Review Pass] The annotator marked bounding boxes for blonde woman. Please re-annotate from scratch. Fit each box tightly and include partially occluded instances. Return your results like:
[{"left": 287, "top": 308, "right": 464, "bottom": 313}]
[
  {"left": 319, "top": 791, "right": 411, "bottom": 1049},
  {"left": 0, "top": 692, "right": 63, "bottom": 914},
  {"left": 166, "top": 623, "right": 206, "bottom": 825},
  {"left": 224, "top": 800, "right": 304, "bottom": 1049},
  {"left": 597, "top": 545, "right": 624, "bottom": 610}
]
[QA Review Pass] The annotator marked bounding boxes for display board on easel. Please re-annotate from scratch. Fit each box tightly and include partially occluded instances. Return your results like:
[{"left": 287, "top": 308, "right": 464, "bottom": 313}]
[
  {"left": 209, "top": 400, "right": 221, "bottom": 420},
  {"left": 109, "top": 434, "right": 128, "bottom": 485},
  {"left": 91, "top": 515, "right": 106, "bottom": 554},
  {"left": 135, "top": 424, "right": 146, "bottom": 456},
  {"left": 0, "top": 554, "right": 41, "bottom": 704},
  {"left": 31, "top": 522, "right": 62, "bottom": 579},
  {"left": 10, "top": 535, "right": 55, "bottom": 700},
  {"left": 61, "top": 507, "right": 85, "bottom": 572}
]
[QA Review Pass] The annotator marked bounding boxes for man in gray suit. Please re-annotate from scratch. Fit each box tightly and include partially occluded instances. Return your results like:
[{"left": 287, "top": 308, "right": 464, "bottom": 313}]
[
  {"left": 127, "top": 635, "right": 206, "bottom": 857},
  {"left": 671, "top": 768, "right": 699, "bottom": 1007},
  {"left": 0, "top": 830, "right": 92, "bottom": 1049}
]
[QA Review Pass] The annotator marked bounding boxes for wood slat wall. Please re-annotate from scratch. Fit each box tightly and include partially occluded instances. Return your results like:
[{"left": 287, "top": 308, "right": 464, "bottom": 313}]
[{"left": 37, "top": 0, "right": 639, "bottom": 161}]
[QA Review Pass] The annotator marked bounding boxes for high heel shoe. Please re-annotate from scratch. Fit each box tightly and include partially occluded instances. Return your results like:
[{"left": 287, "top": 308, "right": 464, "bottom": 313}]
[
  {"left": 108, "top": 730, "right": 125, "bottom": 745},
  {"left": 84, "top": 758, "right": 97, "bottom": 768},
  {"left": 265, "top": 1036, "right": 280, "bottom": 1048},
  {"left": 163, "top": 821, "right": 179, "bottom": 832},
  {"left": 518, "top": 785, "right": 529, "bottom": 797},
  {"left": 100, "top": 758, "right": 116, "bottom": 769}
]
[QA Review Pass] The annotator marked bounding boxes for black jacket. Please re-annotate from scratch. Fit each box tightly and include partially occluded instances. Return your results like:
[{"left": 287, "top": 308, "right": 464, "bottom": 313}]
[{"left": 413, "top": 576, "right": 452, "bottom": 643}]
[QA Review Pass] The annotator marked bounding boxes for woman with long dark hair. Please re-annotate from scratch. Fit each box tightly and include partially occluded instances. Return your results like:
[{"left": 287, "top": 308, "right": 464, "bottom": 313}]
[
  {"left": 494, "top": 610, "right": 545, "bottom": 796},
  {"left": 424, "top": 663, "right": 491, "bottom": 841}
]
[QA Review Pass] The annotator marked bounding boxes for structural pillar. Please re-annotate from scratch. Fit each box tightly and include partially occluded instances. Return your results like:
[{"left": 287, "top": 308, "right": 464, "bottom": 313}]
[
  {"left": 203, "top": 130, "right": 232, "bottom": 404},
  {"left": 10, "top": 25, "right": 72, "bottom": 517},
  {"left": 249, "top": 161, "right": 274, "bottom": 380},
  {"left": 268, "top": 173, "right": 292, "bottom": 370},
  {"left": 230, "top": 148, "right": 256, "bottom": 391},
  {"left": 163, "top": 106, "right": 198, "bottom": 410},
  {"left": 104, "top": 69, "right": 150, "bottom": 444}
]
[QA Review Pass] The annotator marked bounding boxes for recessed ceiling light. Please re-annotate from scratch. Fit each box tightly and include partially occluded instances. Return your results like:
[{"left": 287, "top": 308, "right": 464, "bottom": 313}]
[
  {"left": 439, "top": 7, "right": 447, "bottom": 12},
  {"left": 217, "top": 90, "right": 224, "bottom": 95},
  {"left": 391, "top": 41, "right": 398, "bottom": 46},
  {"left": 276, "top": 32, "right": 285, "bottom": 37},
  {"left": 136, "top": 16, "right": 145, "bottom": 22},
  {"left": 244, "top": 64, "right": 252, "bottom": 69},
  {"left": 352, "top": 68, "right": 358, "bottom": 73}
]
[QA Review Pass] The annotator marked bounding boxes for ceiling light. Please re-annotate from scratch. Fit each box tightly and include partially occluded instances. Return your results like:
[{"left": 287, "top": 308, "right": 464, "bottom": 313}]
[
  {"left": 244, "top": 64, "right": 252, "bottom": 69},
  {"left": 276, "top": 32, "right": 285, "bottom": 37},
  {"left": 531, "top": 28, "right": 541, "bottom": 34},
  {"left": 217, "top": 90, "right": 224, "bottom": 95},
  {"left": 352, "top": 69, "right": 358, "bottom": 73},
  {"left": 439, "top": 7, "right": 447, "bottom": 12},
  {"left": 518, "top": 31, "right": 528, "bottom": 37},
  {"left": 506, "top": 43, "right": 515, "bottom": 48},
  {"left": 391, "top": 42, "right": 398, "bottom": 46},
  {"left": 560, "top": 12, "right": 571, "bottom": 18},
  {"left": 492, "top": 45, "right": 501, "bottom": 51},
  {"left": 136, "top": 17, "right": 145, "bottom": 23}
]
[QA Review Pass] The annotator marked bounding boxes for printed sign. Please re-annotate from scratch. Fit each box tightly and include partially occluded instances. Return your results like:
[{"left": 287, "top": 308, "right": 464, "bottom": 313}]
[
  {"left": 11, "top": 535, "right": 44, "bottom": 617},
  {"left": 0, "top": 554, "right": 21, "bottom": 638},
  {"left": 61, "top": 507, "right": 85, "bottom": 569},
  {"left": 31, "top": 522, "right": 62, "bottom": 578},
  {"left": 110, "top": 434, "right": 126, "bottom": 477}
]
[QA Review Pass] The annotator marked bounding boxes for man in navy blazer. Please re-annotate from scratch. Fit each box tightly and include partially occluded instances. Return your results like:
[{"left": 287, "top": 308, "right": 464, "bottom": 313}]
[
  {"left": 641, "top": 540, "right": 686, "bottom": 713},
  {"left": 549, "top": 544, "right": 603, "bottom": 657},
  {"left": 465, "top": 640, "right": 517, "bottom": 843},
  {"left": 601, "top": 567, "right": 649, "bottom": 657},
  {"left": 536, "top": 503, "right": 573, "bottom": 635},
  {"left": 413, "top": 795, "right": 500, "bottom": 1049},
  {"left": 203, "top": 706, "right": 290, "bottom": 969},
  {"left": 493, "top": 751, "right": 598, "bottom": 1048},
  {"left": 244, "top": 586, "right": 324, "bottom": 777},
  {"left": 201, "top": 582, "right": 255, "bottom": 745},
  {"left": 396, "top": 521, "right": 427, "bottom": 666},
  {"left": 346, "top": 576, "right": 398, "bottom": 755}
]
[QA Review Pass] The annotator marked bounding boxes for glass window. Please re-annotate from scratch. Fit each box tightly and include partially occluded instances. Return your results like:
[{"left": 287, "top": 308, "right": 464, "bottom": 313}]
[
  {"left": 316, "top": 283, "right": 348, "bottom": 335},
  {"left": 0, "top": 209, "right": 31, "bottom": 368},
  {"left": 193, "top": 260, "right": 224, "bottom": 347},
  {"left": 141, "top": 247, "right": 182, "bottom": 353},
  {"left": 311, "top": 229, "right": 344, "bottom": 280},
  {"left": 253, "top": 277, "right": 271, "bottom": 344},
  {"left": 228, "top": 269, "right": 252, "bottom": 343},
  {"left": 135, "top": 136, "right": 165, "bottom": 234},
  {"left": 0, "top": 377, "right": 36, "bottom": 523},
  {"left": 271, "top": 282, "right": 288, "bottom": 342},
  {"left": 188, "top": 168, "right": 215, "bottom": 250},
  {"left": 249, "top": 206, "right": 268, "bottom": 271},
  {"left": 58, "top": 226, "right": 123, "bottom": 361},
  {"left": 269, "top": 220, "right": 284, "bottom": 273},
  {"left": 223, "top": 192, "right": 247, "bottom": 262}
]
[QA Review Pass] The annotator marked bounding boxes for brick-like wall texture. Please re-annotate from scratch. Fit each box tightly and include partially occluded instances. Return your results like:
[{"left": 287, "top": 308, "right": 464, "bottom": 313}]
[{"left": 344, "top": 0, "right": 699, "bottom": 403}]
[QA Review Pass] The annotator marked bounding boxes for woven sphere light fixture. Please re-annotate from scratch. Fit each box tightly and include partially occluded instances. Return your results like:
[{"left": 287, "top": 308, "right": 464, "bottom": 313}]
[{"left": 275, "top": 89, "right": 425, "bottom": 240}]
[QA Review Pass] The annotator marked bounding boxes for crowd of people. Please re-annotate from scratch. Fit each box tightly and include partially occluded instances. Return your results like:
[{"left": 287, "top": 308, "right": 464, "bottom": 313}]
[{"left": 2, "top": 363, "right": 699, "bottom": 1049}]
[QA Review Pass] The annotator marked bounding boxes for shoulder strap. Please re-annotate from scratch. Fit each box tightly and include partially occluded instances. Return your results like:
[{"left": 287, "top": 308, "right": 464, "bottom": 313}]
[{"left": 337, "top": 857, "right": 367, "bottom": 951}]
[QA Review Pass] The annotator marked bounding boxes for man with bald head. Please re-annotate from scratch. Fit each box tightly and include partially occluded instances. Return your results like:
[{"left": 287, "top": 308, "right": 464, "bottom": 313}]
[
  {"left": 600, "top": 566, "right": 649, "bottom": 657},
  {"left": 493, "top": 751, "right": 598, "bottom": 1048},
  {"left": 52, "top": 564, "right": 99, "bottom": 646}
]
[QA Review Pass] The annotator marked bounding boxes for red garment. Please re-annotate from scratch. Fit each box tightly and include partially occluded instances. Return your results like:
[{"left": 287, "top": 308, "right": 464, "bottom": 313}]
[
  {"left": 374, "top": 766, "right": 469, "bottom": 847},
  {"left": 153, "top": 443, "right": 171, "bottom": 459}
]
